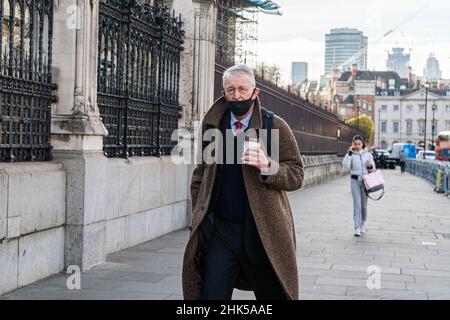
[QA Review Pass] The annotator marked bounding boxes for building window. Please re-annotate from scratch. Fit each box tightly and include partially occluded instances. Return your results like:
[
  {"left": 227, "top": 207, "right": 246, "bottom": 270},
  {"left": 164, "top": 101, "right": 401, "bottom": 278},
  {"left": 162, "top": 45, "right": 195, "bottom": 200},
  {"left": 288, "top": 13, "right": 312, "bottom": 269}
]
[
  {"left": 393, "top": 105, "right": 399, "bottom": 111},
  {"left": 418, "top": 120, "right": 425, "bottom": 134},
  {"left": 446, "top": 105, "right": 450, "bottom": 112},
  {"left": 406, "top": 120, "right": 413, "bottom": 136},
  {"left": 393, "top": 121, "right": 399, "bottom": 133},
  {"left": 446, "top": 121, "right": 450, "bottom": 131},
  {"left": 381, "top": 121, "right": 387, "bottom": 133},
  {"left": 419, "top": 104, "right": 425, "bottom": 112},
  {"left": 381, "top": 105, "right": 387, "bottom": 112},
  {"left": 368, "top": 104, "right": 372, "bottom": 112},
  {"left": 407, "top": 105, "right": 413, "bottom": 112}
]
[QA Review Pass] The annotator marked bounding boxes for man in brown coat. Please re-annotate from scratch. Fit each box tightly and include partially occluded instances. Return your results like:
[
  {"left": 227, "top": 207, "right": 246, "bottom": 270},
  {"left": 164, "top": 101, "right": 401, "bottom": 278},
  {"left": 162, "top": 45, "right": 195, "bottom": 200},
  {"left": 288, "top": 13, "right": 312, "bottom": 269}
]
[{"left": 182, "top": 64, "right": 304, "bottom": 300}]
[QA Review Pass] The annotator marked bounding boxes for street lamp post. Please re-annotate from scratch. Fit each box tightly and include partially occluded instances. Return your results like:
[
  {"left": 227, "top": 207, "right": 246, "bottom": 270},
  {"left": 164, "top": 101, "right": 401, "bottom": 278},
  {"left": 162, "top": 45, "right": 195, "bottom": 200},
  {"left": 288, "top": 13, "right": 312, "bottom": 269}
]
[
  {"left": 378, "top": 107, "right": 381, "bottom": 147},
  {"left": 423, "top": 84, "right": 429, "bottom": 158},
  {"left": 356, "top": 95, "right": 360, "bottom": 129},
  {"left": 432, "top": 102, "right": 437, "bottom": 150}
]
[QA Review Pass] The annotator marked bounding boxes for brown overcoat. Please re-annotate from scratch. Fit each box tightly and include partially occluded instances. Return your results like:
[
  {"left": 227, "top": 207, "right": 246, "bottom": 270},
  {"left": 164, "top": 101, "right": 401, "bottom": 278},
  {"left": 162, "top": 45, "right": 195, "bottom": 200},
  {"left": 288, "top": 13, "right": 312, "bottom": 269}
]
[{"left": 182, "top": 96, "right": 304, "bottom": 300}]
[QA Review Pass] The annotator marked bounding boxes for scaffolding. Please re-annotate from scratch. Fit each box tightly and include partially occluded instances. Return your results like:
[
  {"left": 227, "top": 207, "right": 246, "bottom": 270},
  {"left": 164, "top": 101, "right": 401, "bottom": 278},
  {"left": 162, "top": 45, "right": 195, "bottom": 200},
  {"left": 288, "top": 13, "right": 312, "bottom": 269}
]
[{"left": 215, "top": 0, "right": 260, "bottom": 68}]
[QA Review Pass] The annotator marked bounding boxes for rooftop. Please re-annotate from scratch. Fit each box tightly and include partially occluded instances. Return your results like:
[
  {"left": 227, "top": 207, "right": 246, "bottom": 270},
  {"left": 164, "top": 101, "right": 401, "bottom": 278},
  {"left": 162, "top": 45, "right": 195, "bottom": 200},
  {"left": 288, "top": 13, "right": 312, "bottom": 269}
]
[{"left": 338, "top": 70, "right": 403, "bottom": 82}]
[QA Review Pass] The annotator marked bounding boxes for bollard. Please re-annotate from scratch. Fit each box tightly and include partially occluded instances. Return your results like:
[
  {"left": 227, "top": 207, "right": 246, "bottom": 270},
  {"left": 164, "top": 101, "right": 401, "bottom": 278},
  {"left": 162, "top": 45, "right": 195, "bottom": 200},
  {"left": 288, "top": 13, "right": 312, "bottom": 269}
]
[
  {"left": 445, "top": 168, "right": 449, "bottom": 197},
  {"left": 435, "top": 169, "right": 444, "bottom": 193}
]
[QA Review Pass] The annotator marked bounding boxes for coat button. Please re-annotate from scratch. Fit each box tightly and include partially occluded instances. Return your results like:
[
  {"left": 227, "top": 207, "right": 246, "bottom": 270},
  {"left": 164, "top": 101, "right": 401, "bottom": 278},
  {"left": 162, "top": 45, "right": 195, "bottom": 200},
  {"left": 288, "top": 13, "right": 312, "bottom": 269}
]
[{"left": 201, "top": 205, "right": 205, "bottom": 211}]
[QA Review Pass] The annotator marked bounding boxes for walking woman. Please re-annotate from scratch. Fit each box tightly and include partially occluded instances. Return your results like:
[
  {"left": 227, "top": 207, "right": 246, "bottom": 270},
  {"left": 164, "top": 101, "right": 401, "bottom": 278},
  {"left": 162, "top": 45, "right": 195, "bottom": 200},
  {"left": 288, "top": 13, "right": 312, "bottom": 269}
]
[{"left": 342, "top": 135, "right": 376, "bottom": 237}]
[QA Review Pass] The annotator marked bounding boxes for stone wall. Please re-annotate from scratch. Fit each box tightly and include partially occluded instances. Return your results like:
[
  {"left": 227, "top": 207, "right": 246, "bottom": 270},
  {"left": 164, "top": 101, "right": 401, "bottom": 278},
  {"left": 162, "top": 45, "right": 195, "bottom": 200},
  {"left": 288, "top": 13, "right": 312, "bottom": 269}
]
[
  {"left": 0, "top": 163, "right": 66, "bottom": 295},
  {"left": 53, "top": 152, "right": 190, "bottom": 270},
  {"left": 0, "top": 157, "right": 190, "bottom": 295},
  {"left": 302, "top": 155, "right": 348, "bottom": 188},
  {"left": 103, "top": 157, "right": 189, "bottom": 255}
]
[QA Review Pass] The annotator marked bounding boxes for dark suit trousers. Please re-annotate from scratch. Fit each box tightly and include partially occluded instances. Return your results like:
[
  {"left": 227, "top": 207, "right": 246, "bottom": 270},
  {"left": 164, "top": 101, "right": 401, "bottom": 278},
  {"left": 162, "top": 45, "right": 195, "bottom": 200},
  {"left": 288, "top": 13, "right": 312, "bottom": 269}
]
[{"left": 201, "top": 215, "right": 286, "bottom": 300}]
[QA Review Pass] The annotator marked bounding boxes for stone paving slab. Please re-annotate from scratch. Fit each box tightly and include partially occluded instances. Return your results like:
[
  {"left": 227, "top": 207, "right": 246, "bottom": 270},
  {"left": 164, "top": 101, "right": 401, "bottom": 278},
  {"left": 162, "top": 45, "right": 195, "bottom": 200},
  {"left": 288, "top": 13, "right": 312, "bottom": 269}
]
[{"left": 2, "top": 168, "right": 450, "bottom": 300}]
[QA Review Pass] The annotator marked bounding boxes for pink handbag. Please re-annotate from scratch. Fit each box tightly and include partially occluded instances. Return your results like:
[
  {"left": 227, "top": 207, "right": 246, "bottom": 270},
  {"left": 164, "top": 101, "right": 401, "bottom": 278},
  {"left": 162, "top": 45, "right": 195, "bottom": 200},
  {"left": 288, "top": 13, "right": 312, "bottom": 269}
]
[{"left": 363, "top": 170, "right": 385, "bottom": 200}]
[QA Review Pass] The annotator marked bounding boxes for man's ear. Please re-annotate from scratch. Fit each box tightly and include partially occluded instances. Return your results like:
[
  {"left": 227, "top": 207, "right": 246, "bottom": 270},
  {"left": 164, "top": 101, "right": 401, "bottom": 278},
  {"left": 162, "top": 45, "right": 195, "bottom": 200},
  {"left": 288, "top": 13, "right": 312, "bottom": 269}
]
[
  {"left": 253, "top": 88, "right": 260, "bottom": 99},
  {"left": 221, "top": 90, "right": 226, "bottom": 98}
]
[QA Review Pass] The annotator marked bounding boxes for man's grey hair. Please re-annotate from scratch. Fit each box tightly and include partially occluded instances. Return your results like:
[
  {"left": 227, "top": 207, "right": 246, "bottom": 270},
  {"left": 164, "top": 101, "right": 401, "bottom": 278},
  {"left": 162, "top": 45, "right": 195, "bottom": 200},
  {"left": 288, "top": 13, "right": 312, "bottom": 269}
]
[{"left": 222, "top": 64, "right": 256, "bottom": 88}]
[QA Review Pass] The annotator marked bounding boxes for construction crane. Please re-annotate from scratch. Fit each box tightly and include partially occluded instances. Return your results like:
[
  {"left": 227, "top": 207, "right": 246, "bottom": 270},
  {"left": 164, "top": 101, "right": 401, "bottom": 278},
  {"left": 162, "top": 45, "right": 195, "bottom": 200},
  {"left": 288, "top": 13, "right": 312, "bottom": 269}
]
[
  {"left": 383, "top": 4, "right": 430, "bottom": 38},
  {"left": 337, "top": 4, "right": 429, "bottom": 71},
  {"left": 399, "top": 32, "right": 413, "bottom": 54}
]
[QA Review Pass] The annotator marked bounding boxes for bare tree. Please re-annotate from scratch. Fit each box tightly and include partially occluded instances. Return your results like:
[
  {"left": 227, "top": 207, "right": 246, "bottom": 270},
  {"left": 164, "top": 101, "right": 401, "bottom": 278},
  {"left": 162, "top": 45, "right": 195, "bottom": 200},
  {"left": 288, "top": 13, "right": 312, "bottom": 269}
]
[{"left": 255, "top": 62, "right": 282, "bottom": 86}]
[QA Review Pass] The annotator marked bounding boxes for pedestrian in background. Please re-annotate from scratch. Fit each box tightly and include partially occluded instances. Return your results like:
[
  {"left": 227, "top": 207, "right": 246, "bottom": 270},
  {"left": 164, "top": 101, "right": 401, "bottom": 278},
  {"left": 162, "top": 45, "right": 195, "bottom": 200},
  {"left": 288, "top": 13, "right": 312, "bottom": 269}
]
[
  {"left": 342, "top": 135, "right": 376, "bottom": 237},
  {"left": 380, "top": 152, "right": 386, "bottom": 169},
  {"left": 399, "top": 150, "right": 407, "bottom": 173}
]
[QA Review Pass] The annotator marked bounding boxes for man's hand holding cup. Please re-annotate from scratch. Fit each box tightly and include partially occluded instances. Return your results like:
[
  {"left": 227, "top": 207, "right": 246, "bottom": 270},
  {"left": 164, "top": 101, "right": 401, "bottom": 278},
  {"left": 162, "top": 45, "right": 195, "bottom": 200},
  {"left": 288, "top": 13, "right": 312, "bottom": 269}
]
[{"left": 241, "top": 137, "right": 271, "bottom": 172}]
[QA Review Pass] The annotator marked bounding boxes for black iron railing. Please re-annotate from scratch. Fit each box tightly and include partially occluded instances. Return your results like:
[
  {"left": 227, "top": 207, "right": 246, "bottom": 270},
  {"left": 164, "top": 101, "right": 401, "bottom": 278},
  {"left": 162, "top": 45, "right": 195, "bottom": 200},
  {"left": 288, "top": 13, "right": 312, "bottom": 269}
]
[
  {"left": 0, "top": 0, "right": 55, "bottom": 162},
  {"left": 97, "top": 0, "right": 184, "bottom": 158}
]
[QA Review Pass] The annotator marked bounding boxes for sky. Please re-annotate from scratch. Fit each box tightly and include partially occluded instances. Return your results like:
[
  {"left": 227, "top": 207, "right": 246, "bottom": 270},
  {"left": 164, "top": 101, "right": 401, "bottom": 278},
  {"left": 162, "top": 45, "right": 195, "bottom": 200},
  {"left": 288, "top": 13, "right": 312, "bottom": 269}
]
[{"left": 257, "top": 0, "right": 450, "bottom": 84}]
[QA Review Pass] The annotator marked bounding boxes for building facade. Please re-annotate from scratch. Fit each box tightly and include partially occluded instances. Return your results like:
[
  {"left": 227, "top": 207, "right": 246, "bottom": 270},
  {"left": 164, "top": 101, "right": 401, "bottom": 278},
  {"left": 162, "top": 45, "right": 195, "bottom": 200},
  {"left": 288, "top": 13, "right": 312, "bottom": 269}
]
[
  {"left": 374, "top": 88, "right": 450, "bottom": 149},
  {"left": 324, "top": 28, "right": 368, "bottom": 75},
  {"left": 423, "top": 53, "right": 442, "bottom": 82},
  {"left": 333, "top": 65, "right": 408, "bottom": 121},
  {"left": 291, "top": 61, "right": 308, "bottom": 85},
  {"left": 387, "top": 47, "right": 410, "bottom": 79}
]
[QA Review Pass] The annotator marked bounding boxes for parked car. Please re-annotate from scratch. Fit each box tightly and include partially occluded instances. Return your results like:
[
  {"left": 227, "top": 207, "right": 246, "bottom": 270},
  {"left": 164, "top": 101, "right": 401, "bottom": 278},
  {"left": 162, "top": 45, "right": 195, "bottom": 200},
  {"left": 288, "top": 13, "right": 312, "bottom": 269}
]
[
  {"left": 390, "top": 143, "right": 417, "bottom": 164},
  {"left": 390, "top": 143, "right": 405, "bottom": 164},
  {"left": 415, "top": 146, "right": 424, "bottom": 156},
  {"left": 417, "top": 150, "right": 436, "bottom": 160},
  {"left": 371, "top": 149, "right": 396, "bottom": 169}
]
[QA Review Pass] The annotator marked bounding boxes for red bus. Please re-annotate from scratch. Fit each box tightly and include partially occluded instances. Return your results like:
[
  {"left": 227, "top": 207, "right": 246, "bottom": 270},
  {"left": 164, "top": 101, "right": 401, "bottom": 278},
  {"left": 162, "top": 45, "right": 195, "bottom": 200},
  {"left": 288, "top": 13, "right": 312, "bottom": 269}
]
[{"left": 436, "top": 131, "right": 450, "bottom": 161}]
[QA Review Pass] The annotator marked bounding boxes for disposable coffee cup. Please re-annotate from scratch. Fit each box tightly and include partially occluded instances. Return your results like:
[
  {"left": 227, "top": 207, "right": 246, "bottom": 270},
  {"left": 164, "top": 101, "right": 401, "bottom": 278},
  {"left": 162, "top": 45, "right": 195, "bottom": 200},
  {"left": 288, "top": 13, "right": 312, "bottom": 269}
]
[{"left": 243, "top": 137, "right": 260, "bottom": 153}]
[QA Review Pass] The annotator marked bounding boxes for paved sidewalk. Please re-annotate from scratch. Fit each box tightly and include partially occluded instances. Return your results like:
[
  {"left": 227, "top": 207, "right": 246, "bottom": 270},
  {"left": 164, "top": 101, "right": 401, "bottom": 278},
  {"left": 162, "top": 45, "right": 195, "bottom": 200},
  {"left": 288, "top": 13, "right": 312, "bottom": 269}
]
[{"left": 2, "top": 169, "right": 450, "bottom": 300}]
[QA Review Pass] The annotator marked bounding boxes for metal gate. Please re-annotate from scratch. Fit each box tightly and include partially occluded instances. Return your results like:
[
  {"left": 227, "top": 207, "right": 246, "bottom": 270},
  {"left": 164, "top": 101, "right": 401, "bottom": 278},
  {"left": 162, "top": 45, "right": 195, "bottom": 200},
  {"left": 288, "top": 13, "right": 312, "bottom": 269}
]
[
  {"left": 97, "top": 0, "right": 183, "bottom": 158},
  {"left": 0, "top": 0, "right": 55, "bottom": 162}
]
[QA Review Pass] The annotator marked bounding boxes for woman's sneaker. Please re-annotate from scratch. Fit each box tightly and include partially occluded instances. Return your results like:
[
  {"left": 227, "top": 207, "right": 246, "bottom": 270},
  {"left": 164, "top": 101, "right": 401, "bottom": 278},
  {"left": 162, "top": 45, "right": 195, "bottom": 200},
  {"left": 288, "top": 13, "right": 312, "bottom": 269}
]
[
  {"left": 354, "top": 228, "right": 361, "bottom": 237},
  {"left": 361, "top": 222, "right": 367, "bottom": 234}
]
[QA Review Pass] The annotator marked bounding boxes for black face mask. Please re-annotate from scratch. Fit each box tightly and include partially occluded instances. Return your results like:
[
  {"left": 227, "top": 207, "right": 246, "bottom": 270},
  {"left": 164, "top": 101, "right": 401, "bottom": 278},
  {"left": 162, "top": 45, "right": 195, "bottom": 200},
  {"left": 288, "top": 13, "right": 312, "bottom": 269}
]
[{"left": 225, "top": 88, "right": 256, "bottom": 116}]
